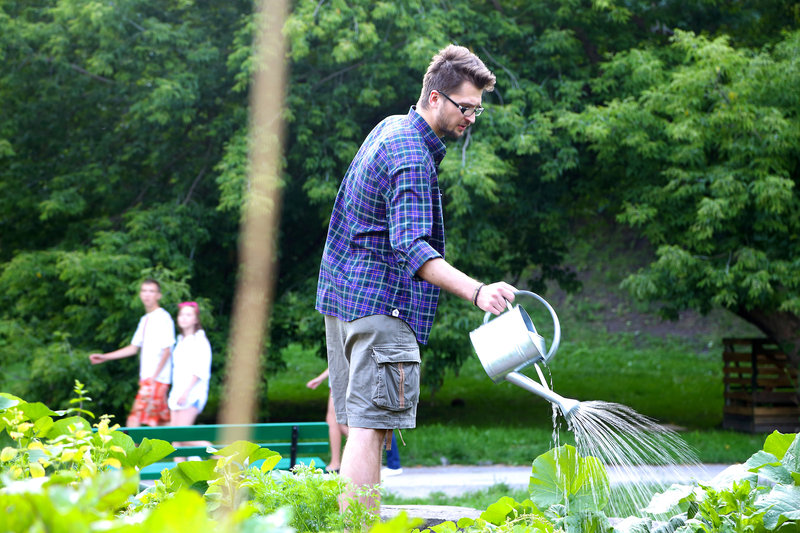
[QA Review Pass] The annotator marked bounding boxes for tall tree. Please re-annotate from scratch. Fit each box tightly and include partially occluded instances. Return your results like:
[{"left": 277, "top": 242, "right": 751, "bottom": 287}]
[
  {"left": 563, "top": 30, "right": 800, "bottom": 358},
  {"left": 1, "top": 0, "right": 797, "bottom": 417},
  {"left": 0, "top": 0, "right": 250, "bottom": 414}
]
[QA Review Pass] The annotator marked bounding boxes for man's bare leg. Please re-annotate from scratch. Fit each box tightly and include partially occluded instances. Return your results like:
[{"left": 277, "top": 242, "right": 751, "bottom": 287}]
[{"left": 339, "top": 427, "right": 386, "bottom": 513}]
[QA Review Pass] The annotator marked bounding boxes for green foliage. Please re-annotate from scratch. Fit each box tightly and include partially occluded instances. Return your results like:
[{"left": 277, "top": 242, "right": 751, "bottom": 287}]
[
  {"left": 6, "top": 385, "right": 800, "bottom": 532},
  {"left": 564, "top": 28, "right": 800, "bottom": 351},
  {"left": 2, "top": 0, "right": 800, "bottom": 420},
  {"left": 636, "top": 431, "right": 800, "bottom": 532},
  {"left": 244, "top": 463, "right": 365, "bottom": 532},
  {"left": 0, "top": 383, "right": 174, "bottom": 486},
  {"left": 447, "top": 444, "right": 613, "bottom": 533},
  {"left": 0, "top": 387, "right": 383, "bottom": 532},
  {"left": 529, "top": 445, "right": 610, "bottom": 513}
]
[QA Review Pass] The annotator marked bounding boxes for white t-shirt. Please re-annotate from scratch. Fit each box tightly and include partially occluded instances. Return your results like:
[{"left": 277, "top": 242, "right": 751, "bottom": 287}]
[
  {"left": 168, "top": 329, "right": 212, "bottom": 412},
  {"left": 131, "top": 307, "right": 176, "bottom": 384}
]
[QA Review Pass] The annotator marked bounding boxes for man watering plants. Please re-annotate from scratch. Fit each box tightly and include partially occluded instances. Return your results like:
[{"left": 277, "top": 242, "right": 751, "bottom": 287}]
[{"left": 316, "top": 44, "right": 516, "bottom": 512}]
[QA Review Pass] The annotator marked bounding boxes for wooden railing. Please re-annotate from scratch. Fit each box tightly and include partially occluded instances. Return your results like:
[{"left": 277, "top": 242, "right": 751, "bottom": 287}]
[{"left": 722, "top": 338, "right": 800, "bottom": 433}]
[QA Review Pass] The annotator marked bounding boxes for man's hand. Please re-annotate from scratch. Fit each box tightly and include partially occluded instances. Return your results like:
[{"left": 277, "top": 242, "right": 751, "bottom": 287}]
[
  {"left": 475, "top": 282, "right": 517, "bottom": 315},
  {"left": 306, "top": 375, "right": 325, "bottom": 389},
  {"left": 88, "top": 345, "right": 138, "bottom": 364}
]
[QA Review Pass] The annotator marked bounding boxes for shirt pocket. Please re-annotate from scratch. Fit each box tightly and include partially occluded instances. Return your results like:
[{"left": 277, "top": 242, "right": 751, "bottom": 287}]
[{"left": 371, "top": 345, "right": 421, "bottom": 412}]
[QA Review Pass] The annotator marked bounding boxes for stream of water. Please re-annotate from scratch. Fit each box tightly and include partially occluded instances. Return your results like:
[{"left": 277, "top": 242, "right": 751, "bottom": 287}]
[
  {"left": 533, "top": 362, "right": 705, "bottom": 519},
  {"left": 559, "top": 399, "right": 706, "bottom": 519}
]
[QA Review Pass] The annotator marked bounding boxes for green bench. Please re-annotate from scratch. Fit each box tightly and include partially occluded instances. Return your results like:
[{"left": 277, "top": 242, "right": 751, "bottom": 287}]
[{"left": 118, "top": 422, "right": 329, "bottom": 480}]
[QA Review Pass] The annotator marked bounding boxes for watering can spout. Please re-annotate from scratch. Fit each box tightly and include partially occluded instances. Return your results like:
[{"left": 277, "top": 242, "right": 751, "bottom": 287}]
[{"left": 504, "top": 371, "right": 580, "bottom": 420}]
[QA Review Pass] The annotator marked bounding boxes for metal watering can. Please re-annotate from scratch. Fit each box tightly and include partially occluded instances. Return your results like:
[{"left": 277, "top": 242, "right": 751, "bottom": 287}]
[{"left": 469, "top": 290, "right": 580, "bottom": 419}]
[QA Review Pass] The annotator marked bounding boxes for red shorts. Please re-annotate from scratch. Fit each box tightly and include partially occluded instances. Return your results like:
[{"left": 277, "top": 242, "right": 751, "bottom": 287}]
[{"left": 128, "top": 379, "right": 171, "bottom": 426}]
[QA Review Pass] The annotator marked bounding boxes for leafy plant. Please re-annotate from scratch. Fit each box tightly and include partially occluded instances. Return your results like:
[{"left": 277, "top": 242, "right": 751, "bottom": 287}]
[
  {"left": 0, "top": 387, "right": 381, "bottom": 532},
  {"left": 635, "top": 431, "right": 800, "bottom": 532},
  {"left": 447, "top": 444, "right": 612, "bottom": 533}
]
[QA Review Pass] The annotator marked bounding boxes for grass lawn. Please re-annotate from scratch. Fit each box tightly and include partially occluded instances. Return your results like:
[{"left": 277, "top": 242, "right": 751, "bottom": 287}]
[{"left": 267, "top": 329, "right": 772, "bottom": 466}]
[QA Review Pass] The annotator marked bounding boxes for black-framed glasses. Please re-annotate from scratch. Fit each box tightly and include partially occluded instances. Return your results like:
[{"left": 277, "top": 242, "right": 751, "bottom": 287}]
[{"left": 437, "top": 91, "right": 484, "bottom": 117}]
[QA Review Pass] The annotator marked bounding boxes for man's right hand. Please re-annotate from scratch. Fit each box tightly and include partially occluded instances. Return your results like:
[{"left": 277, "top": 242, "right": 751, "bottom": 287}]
[
  {"left": 88, "top": 353, "right": 106, "bottom": 364},
  {"left": 475, "top": 282, "right": 517, "bottom": 315}
]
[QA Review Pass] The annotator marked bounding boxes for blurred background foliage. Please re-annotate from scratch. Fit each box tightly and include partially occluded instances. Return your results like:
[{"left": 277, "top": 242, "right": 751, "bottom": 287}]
[{"left": 0, "top": 0, "right": 798, "bottom": 421}]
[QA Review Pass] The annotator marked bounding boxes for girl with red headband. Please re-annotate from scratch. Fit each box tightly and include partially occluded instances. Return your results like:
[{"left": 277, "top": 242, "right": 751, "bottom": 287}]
[{"left": 168, "top": 301, "right": 212, "bottom": 437}]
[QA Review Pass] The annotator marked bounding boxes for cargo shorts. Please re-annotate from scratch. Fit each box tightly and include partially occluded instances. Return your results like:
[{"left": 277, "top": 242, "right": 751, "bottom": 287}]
[{"left": 324, "top": 314, "right": 421, "bottom": 429}]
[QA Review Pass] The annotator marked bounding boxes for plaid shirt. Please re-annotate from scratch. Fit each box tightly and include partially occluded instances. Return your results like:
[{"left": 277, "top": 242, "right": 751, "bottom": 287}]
[{"left": 316, "top": 107, "right": 447, "bottom": 344}]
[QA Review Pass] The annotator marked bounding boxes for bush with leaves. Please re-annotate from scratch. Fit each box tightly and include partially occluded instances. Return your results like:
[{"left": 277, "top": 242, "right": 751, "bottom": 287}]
[{"left": 0, "top": 383, "right": 382, "bottom": 532}]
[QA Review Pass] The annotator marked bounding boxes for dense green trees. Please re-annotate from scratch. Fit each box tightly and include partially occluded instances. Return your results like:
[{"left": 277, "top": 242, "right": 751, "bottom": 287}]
[
  {"left": 0, "top": 0, "right": 248, "bottom": 415},
  {"left": 564, "top": 29, "right": 800, "bottom": 357},
  {"left": 1, "top": 0, "right": 798, "bottom": 419}
]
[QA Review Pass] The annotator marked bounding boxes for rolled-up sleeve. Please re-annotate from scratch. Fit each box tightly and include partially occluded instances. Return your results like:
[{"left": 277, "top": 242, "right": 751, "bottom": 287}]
[{"left": 387, "top": 163, "right": 442, "bottom": 277}]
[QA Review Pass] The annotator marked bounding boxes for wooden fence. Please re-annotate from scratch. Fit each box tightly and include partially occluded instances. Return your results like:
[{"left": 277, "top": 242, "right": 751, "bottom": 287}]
[{"left": 723, "top": 338, "right": 800, "bottom": 433}]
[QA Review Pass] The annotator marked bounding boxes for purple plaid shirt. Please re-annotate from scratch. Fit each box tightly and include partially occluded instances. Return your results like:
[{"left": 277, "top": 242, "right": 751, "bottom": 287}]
[{"left": 316, "top": 107, "right": 447, "bottom": 344}]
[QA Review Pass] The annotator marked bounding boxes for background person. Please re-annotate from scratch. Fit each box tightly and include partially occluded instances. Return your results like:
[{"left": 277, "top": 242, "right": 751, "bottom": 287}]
[
  {"left": 168, "top": 301, "right": 212, "bottom": 455},
  {"left": 315, "top": 44, "right": 516, "bottom": 513},
  {"left": 382, "top": 432, "right": 402, "bottom": 478},
  {"left": 90, "top": 279, "right": 175, "bottom": 427},
  {"left": 306, "top": 367, "right": 348, "bottom": 473}
]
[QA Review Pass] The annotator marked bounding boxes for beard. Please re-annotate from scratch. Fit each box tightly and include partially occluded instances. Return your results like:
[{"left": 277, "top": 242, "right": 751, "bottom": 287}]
[{"left": 436, "top": 115, "right": 469, "bottom": 140}]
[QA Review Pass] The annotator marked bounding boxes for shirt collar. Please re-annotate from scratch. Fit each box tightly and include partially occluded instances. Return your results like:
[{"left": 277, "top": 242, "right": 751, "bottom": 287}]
[{"left": 408, "top": 106, "right": 446, "bottom": 167}]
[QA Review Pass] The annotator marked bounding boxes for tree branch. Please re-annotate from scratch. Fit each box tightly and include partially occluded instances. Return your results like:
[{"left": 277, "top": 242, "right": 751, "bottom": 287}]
[
  {"left": 182, "top": 160, "right": 210, "bottom": 206},
  {"left": 312, "top": 61, "right": 366, "bottom": 88},
  {"left": 40, "top": 55, "right": 115, "bottom": 84},
  {"left": 480, "top": 46, "right": 519, "bottom": 89},
  {"left": 313, "top": 0, "right": 327, "bottom": 21}
]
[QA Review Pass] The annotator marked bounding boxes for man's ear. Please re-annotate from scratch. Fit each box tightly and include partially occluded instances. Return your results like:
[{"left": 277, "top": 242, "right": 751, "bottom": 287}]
[{"left": 428, "top": 89, "right": 440, "bottom": 108}]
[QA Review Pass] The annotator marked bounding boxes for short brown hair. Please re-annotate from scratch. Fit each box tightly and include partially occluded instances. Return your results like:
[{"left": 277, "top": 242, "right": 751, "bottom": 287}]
[
  {"left": 141, "top": 278, "right": 161, "bottom": 291},
  {"left": 418, "top": 44, "right": 496, "bottom": 109}
]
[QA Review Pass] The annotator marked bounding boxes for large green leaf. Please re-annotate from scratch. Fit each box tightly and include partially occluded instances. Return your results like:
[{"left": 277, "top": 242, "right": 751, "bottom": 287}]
[
  {"left": 755, "top": 484, "right": 800, "bottom": 530},
  {"left": 643, "top": 484, "right": 697, "bottom": 515},
  {"left": 214, "top": 440, "right": 280, "bottom": 466},
  {"left": 46, "top": 415, "right": 92, "bottom": 439},
  {"left": 480, "top": 495, "right": 544, "bottom": 526},
  {"left": 106, "top": 430, "right": 140, "bottom": 468},
  {"left": 745, "top": 450, "right": 793, "bottom": 485},
  {"left": 763, "top": 431, "right": 797, "bottom": 460},
  {"left": 0, "top": 393, "right": 21, "bottom": 411},
  {"left": 17, "top": 401, "right": 58, "bottom": 422},
  {"left": 779, "top": 433, "right": 800, "bottom": 480},
  {"left": 127, "top": 437, "right": 175, "bottom": 467},
  {"left": 529, "top": 444, "right": 610, "bottom": 512},
  {"left": 707, "top": 464, "right": 758, "bottom": 491},
  {"left": 164, "top": 459, "right": 218, "bottom": 490}
]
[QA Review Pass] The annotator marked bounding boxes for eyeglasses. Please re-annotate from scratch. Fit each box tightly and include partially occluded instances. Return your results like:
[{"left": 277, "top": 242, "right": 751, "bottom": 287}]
[{"left": 437, "top": 91, "right": 484, "bottom": 117}]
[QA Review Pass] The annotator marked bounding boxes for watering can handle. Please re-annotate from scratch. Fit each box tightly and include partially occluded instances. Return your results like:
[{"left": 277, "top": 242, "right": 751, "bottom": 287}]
[{"left": 482, "top": 290, "right": 561, "bottom": 363}]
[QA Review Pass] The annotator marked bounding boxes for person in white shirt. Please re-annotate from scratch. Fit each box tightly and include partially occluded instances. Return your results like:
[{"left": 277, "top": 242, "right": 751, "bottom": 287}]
[
  {"left": 168, "top": 301, "right": 212, "bottom": 456},
  {"left": 90, "top": 279, "right": 175, "bottom": 427},
  {"left": 168, "top": 301, "right": 212, "bottom": 424}
]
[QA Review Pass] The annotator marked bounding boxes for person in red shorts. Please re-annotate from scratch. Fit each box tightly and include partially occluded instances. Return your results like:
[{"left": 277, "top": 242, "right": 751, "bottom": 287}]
[{"left": 90, "top": 279, "right": 175, "bottom": 427}]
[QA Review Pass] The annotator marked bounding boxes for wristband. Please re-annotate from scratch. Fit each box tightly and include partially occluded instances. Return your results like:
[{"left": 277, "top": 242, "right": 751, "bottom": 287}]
[{"left": 472, "top": 283, "right": 485, "bottom": 307}]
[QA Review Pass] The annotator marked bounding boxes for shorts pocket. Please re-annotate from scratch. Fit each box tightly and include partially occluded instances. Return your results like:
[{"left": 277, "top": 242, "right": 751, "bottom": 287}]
[{"left": 371, "top": 345, "right": 421, "bottom": 412}]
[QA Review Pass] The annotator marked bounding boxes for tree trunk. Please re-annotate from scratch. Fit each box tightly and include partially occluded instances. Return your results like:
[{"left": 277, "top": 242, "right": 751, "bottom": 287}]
[{"left": 735, "top": 306, "right": 800, "bottom": 365}]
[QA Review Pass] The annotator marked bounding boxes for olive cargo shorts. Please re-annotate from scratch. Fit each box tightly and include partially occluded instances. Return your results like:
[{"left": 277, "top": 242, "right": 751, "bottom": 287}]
[{"left": 324, "top": 314, "right": 421, "bottom": 429}]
